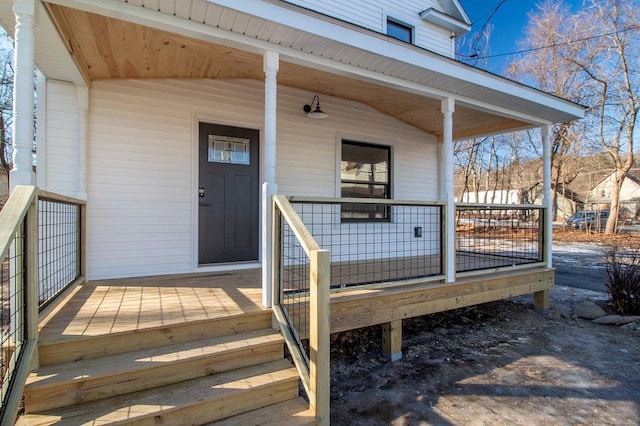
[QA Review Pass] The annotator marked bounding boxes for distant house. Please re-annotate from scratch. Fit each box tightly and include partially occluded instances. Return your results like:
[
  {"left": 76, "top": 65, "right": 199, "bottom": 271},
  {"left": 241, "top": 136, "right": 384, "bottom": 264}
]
[
  {"left": 459, "top": 189, "right": 524, "bottom": 204},
  {"left": 587, "top": 172, "right": 640, "bottom": 218},
  {"left": 459, "top": 184, "right": 583, "bottom": 220}
]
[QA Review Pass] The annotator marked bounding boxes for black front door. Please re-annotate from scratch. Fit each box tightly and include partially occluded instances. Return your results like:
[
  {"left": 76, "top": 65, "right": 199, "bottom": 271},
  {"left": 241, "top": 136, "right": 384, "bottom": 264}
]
[{"left": 198, "top": 122, "right": 259, "bottom": 264}]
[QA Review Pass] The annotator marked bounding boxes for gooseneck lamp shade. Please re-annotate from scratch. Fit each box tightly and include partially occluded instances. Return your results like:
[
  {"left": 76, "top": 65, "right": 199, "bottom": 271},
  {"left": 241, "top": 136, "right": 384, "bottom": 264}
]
[{"left": 303, "top": 95, "right": 329, "bottom": 119}]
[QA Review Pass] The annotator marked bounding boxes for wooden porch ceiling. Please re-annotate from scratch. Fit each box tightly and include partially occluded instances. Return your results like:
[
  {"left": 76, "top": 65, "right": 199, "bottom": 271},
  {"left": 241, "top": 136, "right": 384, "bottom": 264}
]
[{"left": 46, "top": 4, "right": 529, "bottom": 141}]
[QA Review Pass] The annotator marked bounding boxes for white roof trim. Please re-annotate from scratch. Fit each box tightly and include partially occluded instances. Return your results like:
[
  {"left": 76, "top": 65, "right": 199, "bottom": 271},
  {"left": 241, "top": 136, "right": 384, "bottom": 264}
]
[
  {"left": 441, "top": 0, "right": 472, "bottom": 26},
  {"left": 420, "top": 8, "right": 470, "bottom": 36}
]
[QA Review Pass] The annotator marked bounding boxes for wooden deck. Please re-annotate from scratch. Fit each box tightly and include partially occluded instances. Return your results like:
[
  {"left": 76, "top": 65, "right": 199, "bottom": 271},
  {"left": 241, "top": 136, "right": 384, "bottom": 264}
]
[
  {"left": 39, "top": 263, "right": 550, "bottom": 344},
  {"left": 23, "top": 264, "right": 551, "bottom": 424},
  {"left": 39, "top": 269, "right": 265, "bottom": 342}
]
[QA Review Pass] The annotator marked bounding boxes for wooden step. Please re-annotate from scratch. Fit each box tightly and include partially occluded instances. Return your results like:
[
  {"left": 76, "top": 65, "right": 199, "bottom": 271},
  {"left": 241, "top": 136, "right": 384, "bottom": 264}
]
[
  {"left": 17, "top": 359, "right": 299, "bottom": 426},
  {"left": 25, "top": 329, "right": 284, "bottom": 413},
  {"left": 38, "top": 310, "right": 272, "bottom": 365},
  {"left": 208, "top": 397, "right": 317, "bottom": 425}
]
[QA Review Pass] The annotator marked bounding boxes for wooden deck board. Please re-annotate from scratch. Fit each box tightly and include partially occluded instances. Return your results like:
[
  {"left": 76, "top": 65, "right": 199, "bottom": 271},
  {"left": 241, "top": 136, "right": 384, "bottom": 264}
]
[
  {"left": 38, "top": 269, "right": 265, "bottom": 343},
  {"left": 38, "top": 262, "right": 551, "bottom": 346}
]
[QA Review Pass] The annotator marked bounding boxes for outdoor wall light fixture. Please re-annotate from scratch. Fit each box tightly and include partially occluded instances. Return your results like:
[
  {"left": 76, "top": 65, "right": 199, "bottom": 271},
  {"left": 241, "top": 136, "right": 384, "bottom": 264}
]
[{"left": 303, "top": 95, "right": 329, "bottom": 119}]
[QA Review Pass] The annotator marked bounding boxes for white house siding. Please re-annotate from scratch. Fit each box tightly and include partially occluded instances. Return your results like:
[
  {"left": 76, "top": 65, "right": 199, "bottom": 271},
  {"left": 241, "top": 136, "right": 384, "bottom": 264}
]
[
  {"left": 285, "top": 0, "right": 454, "bottom": 56},
  {"left": 87, "top": 78, "right": 439, "bottom": 280},
  {"left": 44, "top": 80, "right": 81, "bottom": 195}
]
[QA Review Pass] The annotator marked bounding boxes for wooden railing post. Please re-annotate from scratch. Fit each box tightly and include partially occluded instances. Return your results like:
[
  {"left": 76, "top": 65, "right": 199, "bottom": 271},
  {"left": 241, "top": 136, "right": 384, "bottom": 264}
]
[
  {"left": 271, "top": 199, "right": 282, "bottom": 329},
  {"left": 25, "top": 191, "right": 39, "bottom": 370},
  {"left": 309, "top": 249, "right": 330, "bottom": 424},
  {"left": 80, "top": 203, "right": 87, "bottom": 280}
]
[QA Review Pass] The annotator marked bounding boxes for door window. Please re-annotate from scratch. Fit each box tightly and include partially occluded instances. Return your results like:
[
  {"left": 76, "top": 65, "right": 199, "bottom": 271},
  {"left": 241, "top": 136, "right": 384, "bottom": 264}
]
[{"left": 208, "top": 135, "right": 250, "bottom": 165}]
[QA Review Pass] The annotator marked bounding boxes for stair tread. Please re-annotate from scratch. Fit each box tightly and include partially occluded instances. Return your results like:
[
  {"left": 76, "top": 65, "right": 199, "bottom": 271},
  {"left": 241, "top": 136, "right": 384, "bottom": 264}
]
[
  {"left": 18, "top": 359, "right": 299, "bottom": 425},
  {"left": 38, "top": 310, "right": 272, "bottom": 345},
  {"left": 27, "top": 328, "right": 282, "bottom": 389},
  {"left": 37, "top": 311, "right": 273, "bottom": 365},
  {"left": 208, "top": 397, "right": 316, "bottom": 426}
]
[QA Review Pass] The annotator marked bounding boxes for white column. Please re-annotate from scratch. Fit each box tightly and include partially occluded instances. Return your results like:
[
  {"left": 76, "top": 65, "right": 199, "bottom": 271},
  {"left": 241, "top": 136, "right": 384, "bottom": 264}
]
[
  {"left": 35, "top": 69, "right": 46, "bottom": 189},
  {"left": 10, "top": 0, "right": 37, "bottom": 190},
  {"left": 77, "top": 85, "right": 89, "bottom": 199},
  {"left": 542, "top": 124, "right": 553, "bottom": 268},
  {"left": 441, "top": 98, "right": 455, "bottom": 283},
  {"left": 262, "top": 51, "right": 279, "bottom": 307}
]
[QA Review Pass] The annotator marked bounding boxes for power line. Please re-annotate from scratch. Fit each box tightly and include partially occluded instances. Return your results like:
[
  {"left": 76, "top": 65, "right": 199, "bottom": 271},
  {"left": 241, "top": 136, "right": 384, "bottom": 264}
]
[
  {"left": 461, "top": 25, "right": 640, "bottom": 60},
  {"left": 469, "top": 0, "right": 509, "bottom": 58}
]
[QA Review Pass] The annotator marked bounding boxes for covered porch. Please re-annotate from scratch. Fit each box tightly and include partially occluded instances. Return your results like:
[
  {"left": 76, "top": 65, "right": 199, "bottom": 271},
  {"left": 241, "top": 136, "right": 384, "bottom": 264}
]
[{"left": 1, "top": 0, "right": 584, "bottom": 423}]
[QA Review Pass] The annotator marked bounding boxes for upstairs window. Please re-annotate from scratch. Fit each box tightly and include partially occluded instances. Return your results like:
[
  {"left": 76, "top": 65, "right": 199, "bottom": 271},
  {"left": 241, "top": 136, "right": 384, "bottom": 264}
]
[
  {"left": 387, "top": 18, "right": 413, "bottom": 43},
  {"left": 341, "top": 141, "right": 391, "bottom": 222}
]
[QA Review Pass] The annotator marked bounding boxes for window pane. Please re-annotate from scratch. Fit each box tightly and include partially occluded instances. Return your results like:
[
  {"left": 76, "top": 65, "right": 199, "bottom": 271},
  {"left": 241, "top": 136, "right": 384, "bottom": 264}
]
[
  {"left": 341, "top": 183, "right": 388, "bottom": 199},
  {"left": 341, "top": 141, "right": 391, "bottom": 222},
  {"left": 341, "top": 143, "right": 389, "bottom": 184},
  {"left": 387, "top": 19, "right": 412, "bottom": 43},
  {"left": 208, "top": 135, "right": 250, "bottom": 165}
]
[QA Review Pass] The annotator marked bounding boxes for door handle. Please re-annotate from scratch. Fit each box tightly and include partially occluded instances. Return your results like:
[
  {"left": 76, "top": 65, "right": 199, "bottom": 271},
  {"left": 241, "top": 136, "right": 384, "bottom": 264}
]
[
  {"left": 199, "top": 202, "right": 211, "bottom": 207},
  {"left": 198, "top": 187, "right": 205, "bottom": 197}
]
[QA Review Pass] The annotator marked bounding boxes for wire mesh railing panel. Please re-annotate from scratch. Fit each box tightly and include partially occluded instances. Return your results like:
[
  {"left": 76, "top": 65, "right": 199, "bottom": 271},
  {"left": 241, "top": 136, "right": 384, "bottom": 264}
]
[
  {"left": 291, "top": 200, "right": 443, "bottom": 288},
  {"left": 38, "top": 198, "right": 81, "bottom": 309},
  {"left": 455, "top": 205, "right": 543, "bottom": 273},
  {"left": 277, "top": 209, "right": 311, "bottom": 369},
  {"left": 1, "top": 226, "right": 26, "bottom": 410}
]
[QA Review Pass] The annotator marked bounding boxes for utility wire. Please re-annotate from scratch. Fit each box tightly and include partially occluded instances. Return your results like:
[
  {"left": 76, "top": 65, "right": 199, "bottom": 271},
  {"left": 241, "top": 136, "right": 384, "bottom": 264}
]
[
  {"left": 463, "top": 25, "right": 640, "bottom": 59},
  {"left": 469, "top": 0, "right": 509, "bottom": 58}
]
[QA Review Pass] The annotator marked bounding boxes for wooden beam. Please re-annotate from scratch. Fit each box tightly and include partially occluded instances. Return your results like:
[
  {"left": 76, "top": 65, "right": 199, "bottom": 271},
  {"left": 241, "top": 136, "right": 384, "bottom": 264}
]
[
  {"left": 329, "top": 269, "right": 554, "bottom": 333},
  {"left": 534, "top": 289, "right": 550, "bottom": 312},
  {"left": 382, "top": 320, "right": 402, "bottom": 362},
  {"left": 25, "top": 192, "right": 39, "bottom": 370},
  {"left": 309, "top": 249, "right": 330, "bottom": 425}
]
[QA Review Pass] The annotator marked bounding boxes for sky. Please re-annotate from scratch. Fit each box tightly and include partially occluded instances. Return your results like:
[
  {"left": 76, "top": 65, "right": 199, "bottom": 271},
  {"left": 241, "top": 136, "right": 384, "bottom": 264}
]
[{"left": 457, "top": 0, "right": 585, "bottom": 75}]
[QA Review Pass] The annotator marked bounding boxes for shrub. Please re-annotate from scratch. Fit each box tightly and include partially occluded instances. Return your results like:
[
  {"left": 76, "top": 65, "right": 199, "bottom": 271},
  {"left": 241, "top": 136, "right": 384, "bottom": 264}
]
[{"left": 603, "top": 243, "right": 640, "bottom": 315}]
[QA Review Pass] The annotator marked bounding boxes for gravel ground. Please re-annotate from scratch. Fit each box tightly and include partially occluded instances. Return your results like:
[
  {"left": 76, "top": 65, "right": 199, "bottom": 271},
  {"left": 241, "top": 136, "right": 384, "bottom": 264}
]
[{"left": 329, "top": 285, "right": 640, "bottom": 425}]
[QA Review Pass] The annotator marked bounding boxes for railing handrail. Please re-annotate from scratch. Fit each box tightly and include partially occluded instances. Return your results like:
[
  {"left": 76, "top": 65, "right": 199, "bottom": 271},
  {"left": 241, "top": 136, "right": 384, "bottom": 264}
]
[
  {"left": 456, "top": 202, "right": 544, "bottom": 210},
  {"left": 38, "top": 190, "right": 86, "bottom": 206},
  {"left": 290, "top": 195, "right": 445, "bottom": 206},
  {"left": 273, "top": 195, "right": 322, "bottom": 255},
  {"left": 0, "top": 186, "right": 37, "bottom": 260}
]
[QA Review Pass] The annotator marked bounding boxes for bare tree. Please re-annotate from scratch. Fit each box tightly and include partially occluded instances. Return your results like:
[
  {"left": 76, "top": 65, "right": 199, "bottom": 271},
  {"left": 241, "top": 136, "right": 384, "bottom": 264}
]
[
  {"left": 507, "top": 0, "right": 591, "bottom": 221},
  {"left": 569, "top": 0, "right": 640, "bottom": 233},
  {"left": 0, "top": 33, "right": 13, "bottom": 180}
]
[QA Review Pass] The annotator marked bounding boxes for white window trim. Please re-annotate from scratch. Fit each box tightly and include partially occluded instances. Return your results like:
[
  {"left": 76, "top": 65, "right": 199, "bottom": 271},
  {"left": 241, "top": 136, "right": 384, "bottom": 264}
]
[
  {"left": 385, "top": 15, "right": 415, "bottom": 44},
  {"left": 334, "top": 132, "right": 398, "bottom": 226}
]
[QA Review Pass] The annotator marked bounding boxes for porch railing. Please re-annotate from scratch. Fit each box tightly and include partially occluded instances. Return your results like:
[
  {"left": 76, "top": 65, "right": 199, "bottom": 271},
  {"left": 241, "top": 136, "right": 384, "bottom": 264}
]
[
  {"left": 0, "top": 186, "right": 85, "bottom": 424},
  {"left": 0, "top": 186, "right": 39, "bottom": 424},
  {"left": 287, "top": 197, "right": 445, "bottom": 288},
  {"left": 455, "top": 203, "right": 545, "bottom": 273},
  {"left": 272, "top": 195, "right": 330, "bottom": 424},
  {"left": 38, "top": 191, "right": 85, "bottom": 310}
]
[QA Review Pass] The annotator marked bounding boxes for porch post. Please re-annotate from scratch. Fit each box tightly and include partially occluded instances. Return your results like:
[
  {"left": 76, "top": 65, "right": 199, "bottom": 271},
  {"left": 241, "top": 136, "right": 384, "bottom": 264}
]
[
  {"left": 262, "top": 51, "right": 279, "bottom": 307},
  {"left": 441, "top": 98, "right": 455, "bottom": 283},
  {"left": 77, "top": 86, "right": 89, "bottom": 199},
  {"left": 10, "top": 0, "right": 37, "bottom": 190},
  {"left": 534, "top": 124, "right": 553, "bottom": 312},
  {"left": 542, "top": 124, "right": 552, "bottom": 269}
]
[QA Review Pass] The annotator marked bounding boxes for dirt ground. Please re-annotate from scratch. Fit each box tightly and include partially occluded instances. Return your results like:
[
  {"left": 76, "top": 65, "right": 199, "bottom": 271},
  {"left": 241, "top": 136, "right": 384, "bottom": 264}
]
[{"left": 329, "top": 285, "right": 640, "bottom": 425}]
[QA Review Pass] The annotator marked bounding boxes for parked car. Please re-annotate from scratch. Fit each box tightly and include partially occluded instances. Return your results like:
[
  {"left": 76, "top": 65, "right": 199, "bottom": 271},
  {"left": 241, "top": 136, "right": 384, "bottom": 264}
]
[
  {"left": 566, "top": 210, "right": 609, "bottom": 230},
  {"left": 565, "top": 211, "right": 594, "bottom": 228}
]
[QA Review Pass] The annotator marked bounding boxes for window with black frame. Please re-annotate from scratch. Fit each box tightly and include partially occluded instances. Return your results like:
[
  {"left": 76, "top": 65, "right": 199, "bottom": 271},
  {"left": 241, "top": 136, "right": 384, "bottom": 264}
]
[
  {"left": 386, "top": 18, "right": 413, "bottom": 43},
  {"left": 341, "top": 140, "right": 391, "bottom": 222}
]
